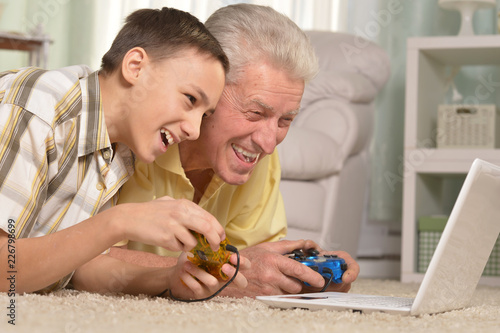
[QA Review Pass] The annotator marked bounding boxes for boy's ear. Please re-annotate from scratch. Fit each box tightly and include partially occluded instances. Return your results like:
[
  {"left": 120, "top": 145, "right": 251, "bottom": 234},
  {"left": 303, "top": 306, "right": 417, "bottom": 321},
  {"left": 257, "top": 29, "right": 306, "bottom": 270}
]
[{"left": 121, "top": 47, "right": 148, "bottom": 85}]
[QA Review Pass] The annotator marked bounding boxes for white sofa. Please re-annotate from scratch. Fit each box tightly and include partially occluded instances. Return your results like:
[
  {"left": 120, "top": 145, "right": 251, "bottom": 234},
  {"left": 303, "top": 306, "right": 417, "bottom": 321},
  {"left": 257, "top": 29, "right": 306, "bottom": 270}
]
[{"left": 278, "top": 31, "right": 390, "bottom": 258}]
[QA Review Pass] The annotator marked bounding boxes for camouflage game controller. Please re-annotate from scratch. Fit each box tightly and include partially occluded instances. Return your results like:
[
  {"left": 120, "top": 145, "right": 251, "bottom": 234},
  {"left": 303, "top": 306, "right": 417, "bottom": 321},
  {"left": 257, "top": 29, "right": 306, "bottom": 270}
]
[
  {"left": 187, "top": 232, "right": 233, "bottom": 280},
  {"left": 287, "top": 249, "right": 347, "bottom": 287}
]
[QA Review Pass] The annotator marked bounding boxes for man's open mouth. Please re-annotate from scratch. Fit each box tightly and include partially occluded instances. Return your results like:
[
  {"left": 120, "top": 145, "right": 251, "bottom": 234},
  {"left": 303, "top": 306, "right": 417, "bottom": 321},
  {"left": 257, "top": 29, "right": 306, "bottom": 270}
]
[{"left": 232, "top": 143, "right": 260, "bottom": 164}]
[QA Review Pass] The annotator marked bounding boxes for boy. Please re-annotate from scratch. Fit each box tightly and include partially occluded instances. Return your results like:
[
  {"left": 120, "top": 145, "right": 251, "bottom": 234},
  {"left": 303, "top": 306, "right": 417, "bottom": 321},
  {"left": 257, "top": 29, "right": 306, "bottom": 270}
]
[{"left": 0, "top": 7, "right": 248, "bottom": 300}]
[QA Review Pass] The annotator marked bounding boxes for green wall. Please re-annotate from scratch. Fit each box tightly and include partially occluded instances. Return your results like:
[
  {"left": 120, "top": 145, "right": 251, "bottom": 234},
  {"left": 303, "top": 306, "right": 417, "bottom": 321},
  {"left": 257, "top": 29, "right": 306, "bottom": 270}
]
[{"left": 0, "top": 0, "right": 95, "bottom": 70}]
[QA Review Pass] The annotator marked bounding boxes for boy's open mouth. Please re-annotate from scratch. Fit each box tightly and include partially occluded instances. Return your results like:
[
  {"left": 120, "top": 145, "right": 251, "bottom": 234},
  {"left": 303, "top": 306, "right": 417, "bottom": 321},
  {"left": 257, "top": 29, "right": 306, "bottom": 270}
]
[{"left": 161, "top": 128, "right": 174, "bottom": 147}]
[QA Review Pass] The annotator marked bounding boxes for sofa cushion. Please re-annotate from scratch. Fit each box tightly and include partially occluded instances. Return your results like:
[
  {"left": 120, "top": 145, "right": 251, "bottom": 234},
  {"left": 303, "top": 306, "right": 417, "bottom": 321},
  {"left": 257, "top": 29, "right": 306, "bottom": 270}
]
[
  {"left": 305, "top": 31, "right": 390, "bottom": 89},
  {"left": 302, "top": 31, "right": 391, "bottom": 109},
  {"left": 278, "top": 126, "right": 342, "bottom": 180}
]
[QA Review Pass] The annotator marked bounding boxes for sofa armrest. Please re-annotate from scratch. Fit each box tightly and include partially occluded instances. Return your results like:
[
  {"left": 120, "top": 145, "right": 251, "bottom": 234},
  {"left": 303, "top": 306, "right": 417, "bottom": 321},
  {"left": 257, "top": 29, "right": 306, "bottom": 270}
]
[
  {"left": 279, "top": 99, "right": 373, "bottom": 179},
  {"left": 278, "top": 126, "right": 342, "bottom": 180}
]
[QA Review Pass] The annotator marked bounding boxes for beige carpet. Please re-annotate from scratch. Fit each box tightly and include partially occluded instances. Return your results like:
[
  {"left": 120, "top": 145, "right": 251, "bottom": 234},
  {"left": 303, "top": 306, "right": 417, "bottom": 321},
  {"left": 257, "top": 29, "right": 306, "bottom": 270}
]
[{"left": 1, "top": 278, "right": 500, "bottom": 333}]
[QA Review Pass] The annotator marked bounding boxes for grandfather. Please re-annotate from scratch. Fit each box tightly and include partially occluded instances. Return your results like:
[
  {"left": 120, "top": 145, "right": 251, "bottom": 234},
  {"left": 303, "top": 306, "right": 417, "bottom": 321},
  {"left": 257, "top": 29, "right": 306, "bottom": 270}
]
[{"left": 113, "top": 3, "right": 359, "bottom": 298}]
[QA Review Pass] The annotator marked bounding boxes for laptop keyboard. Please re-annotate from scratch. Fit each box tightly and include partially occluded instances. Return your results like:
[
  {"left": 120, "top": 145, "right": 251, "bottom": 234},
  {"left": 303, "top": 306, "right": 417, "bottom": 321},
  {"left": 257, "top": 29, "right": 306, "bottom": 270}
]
[{"left": 328, "top": 295, "right": 414, "bottom": 308}]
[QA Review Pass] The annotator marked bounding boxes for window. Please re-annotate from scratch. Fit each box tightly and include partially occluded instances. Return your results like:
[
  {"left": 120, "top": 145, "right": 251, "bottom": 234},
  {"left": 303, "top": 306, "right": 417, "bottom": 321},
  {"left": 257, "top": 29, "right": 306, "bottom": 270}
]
[{"left": 90, "top": 0, "right": 346, "bottom": 70}]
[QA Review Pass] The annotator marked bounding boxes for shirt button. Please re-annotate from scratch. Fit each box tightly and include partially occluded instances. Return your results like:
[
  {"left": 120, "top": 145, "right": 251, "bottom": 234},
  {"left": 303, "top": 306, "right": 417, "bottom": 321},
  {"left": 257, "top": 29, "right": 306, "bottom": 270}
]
[
  {"left": 103, "top": 150, "right": 111, "bottom": 160},
  {"left": 96, "top": 182, "right": 104, "bottom": 191}
]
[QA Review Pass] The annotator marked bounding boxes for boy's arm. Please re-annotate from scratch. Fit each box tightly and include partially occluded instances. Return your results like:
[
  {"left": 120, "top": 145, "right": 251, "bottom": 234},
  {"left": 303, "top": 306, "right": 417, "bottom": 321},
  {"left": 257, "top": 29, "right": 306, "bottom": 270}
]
[
  {"left": 0, "top": 207, "right": 123, "bottom": 293},
  {"left": 0, "top": 198, "right": 225, "bottom": 294}
]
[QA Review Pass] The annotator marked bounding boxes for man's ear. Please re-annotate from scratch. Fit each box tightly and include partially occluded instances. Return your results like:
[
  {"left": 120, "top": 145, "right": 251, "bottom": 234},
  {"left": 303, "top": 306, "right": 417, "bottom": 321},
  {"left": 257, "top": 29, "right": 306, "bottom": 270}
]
[{"left": 121, "top": 47, "right": 148, "bottom": 85}]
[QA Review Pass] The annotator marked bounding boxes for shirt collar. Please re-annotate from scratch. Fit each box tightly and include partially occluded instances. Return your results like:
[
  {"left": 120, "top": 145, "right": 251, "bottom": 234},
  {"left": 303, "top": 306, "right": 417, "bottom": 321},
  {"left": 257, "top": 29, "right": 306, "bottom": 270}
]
[
  {"left": 78, "top": 70, "right": 112, "bottom": 157},
  {"left": 154, "top": 144, "right": 185, "bottom": 176},
  {"left": 154, "top": 144, "right": 226, "bottom": 203}
]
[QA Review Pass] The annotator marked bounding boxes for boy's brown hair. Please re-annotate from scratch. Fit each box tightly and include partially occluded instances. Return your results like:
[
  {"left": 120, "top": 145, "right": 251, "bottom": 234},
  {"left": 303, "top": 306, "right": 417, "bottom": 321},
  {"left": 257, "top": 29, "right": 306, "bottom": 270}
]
[{"left": 100, "top": 7, "right": 229, "bottom": 76}]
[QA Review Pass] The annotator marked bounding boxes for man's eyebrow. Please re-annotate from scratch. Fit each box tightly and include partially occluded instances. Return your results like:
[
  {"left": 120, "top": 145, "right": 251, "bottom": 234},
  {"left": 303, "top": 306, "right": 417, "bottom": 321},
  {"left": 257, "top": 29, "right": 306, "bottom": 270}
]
[
  {"left": 251, "top": 99, "right": 300, "bottom": 116},
  {"left": 251, "top": 99, "right": 274, "bottom": 112},
  {"left": 252, "top": 99, "right": 300, "bottom": 116}
]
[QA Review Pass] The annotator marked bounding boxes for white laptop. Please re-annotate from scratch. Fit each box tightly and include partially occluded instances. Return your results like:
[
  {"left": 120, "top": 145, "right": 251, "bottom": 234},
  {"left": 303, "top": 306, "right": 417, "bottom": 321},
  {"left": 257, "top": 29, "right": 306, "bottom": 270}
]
[{"left": 257, "top": 158, "right": 500, "bottom": 316}]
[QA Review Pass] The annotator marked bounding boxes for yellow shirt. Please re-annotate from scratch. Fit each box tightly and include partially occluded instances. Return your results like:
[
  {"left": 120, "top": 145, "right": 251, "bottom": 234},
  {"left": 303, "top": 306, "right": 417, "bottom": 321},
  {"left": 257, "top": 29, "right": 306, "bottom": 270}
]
[{"left": 117, "top": 144, "right": 287, "bottom": 255}]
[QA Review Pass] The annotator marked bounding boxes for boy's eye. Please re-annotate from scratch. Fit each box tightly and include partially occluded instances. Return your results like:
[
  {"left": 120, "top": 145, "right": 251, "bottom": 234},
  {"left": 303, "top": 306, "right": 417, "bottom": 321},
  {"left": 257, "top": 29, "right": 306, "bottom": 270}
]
[{"left": 186, "top": 95, "right": 196, "bottom": 104}]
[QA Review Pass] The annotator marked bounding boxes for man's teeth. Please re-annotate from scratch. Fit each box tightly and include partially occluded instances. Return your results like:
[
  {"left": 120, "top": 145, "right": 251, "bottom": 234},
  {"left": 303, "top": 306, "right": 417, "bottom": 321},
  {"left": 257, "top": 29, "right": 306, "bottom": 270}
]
[
  {"left": 160, "top": 128, "right": 174, "bottom": 146},
  {"left": 232, "top": 144, "right": 260, "bottom": 163}
]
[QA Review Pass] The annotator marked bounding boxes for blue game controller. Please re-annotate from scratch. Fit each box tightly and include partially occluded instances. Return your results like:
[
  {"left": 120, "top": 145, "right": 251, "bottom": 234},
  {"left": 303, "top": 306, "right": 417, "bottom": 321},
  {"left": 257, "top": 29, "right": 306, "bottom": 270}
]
[{"left": 288, "top": 249, "right": 347, "bottom": 289}]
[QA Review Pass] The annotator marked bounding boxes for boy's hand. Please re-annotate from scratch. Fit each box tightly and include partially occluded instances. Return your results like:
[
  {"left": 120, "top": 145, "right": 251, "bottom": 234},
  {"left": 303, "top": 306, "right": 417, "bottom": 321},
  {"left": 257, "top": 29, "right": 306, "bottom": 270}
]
[
  {"left": 168, "top": 252, "right": 250, "bottom": 300},
  {"left": 120, "top": 196, "right": 225, "bottom": 253}
]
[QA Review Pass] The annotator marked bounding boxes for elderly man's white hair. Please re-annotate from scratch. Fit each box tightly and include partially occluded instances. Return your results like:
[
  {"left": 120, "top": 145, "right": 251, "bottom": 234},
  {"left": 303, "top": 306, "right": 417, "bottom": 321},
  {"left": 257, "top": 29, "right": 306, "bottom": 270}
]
[{"left": 205, "top": 3, "right": 318, "bottom": 85}]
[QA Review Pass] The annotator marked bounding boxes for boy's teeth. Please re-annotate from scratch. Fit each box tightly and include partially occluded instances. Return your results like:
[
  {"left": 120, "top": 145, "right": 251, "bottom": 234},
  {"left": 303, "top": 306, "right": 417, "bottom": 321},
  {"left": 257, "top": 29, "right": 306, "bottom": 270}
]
[
  {"left": 160, "top": 128, "right": 174, "bottom": 146},
  {"left": 232, "top": 144, "right": 260, "bottom": 163}
]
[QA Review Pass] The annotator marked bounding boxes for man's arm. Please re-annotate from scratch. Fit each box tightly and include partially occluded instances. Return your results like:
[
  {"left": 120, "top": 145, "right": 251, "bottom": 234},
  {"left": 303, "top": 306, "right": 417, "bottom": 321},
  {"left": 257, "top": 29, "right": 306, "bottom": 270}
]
[
  {"left": 72, "top": 251, "right": 248, "bottom": 298},
  {"left": 108, "top": 238, "right": 359, "bottom": 298},
  {"left": 72, "top": 254, "right": 172, "bottom": 296},
  {"left": 109, "top": 245, "right": 178, "bottom": 267}
]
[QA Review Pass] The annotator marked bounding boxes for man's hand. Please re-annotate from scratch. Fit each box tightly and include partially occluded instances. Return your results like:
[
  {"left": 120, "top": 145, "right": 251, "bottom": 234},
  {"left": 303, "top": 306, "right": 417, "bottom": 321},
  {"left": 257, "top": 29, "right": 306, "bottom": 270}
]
[
  {"left": 219, "top": 239, "right": 359, "bottom": 298},
  {"left": 302, "top": 249, "right": 359, "bottom": 293}
]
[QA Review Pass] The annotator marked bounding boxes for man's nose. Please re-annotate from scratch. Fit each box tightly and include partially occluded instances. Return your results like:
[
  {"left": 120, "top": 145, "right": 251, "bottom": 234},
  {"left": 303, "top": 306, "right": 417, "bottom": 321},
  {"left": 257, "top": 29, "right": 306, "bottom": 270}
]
[{"left": 255, "top": 120, "right": 279, "bottom": 154}]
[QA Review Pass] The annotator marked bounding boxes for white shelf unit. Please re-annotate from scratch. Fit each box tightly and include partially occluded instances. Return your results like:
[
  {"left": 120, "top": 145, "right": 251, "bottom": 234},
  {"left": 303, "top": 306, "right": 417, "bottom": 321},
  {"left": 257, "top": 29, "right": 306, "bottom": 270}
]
[{"left": 402, "top": 35, "right": 500, "bottom": 287}]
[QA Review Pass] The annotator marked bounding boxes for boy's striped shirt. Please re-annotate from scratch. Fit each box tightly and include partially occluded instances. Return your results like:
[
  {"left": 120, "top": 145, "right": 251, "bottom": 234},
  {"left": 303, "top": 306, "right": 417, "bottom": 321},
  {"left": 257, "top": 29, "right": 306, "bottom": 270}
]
[{"left": 0, "top": 66, "right": 134, "bottom": 291}]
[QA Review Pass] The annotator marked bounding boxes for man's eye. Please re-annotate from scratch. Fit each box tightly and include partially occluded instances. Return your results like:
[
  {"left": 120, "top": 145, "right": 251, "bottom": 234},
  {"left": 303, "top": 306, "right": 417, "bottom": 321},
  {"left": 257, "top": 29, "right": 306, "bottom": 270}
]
[
  {"left": 203, "top": 110, "right": 215, "bottom": 119},
  {"left": 279, "top": 118, "right": 294, "bottom": 127},
  {"left": 245, "top": 110, "right": 262, "bottom": 117}
]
